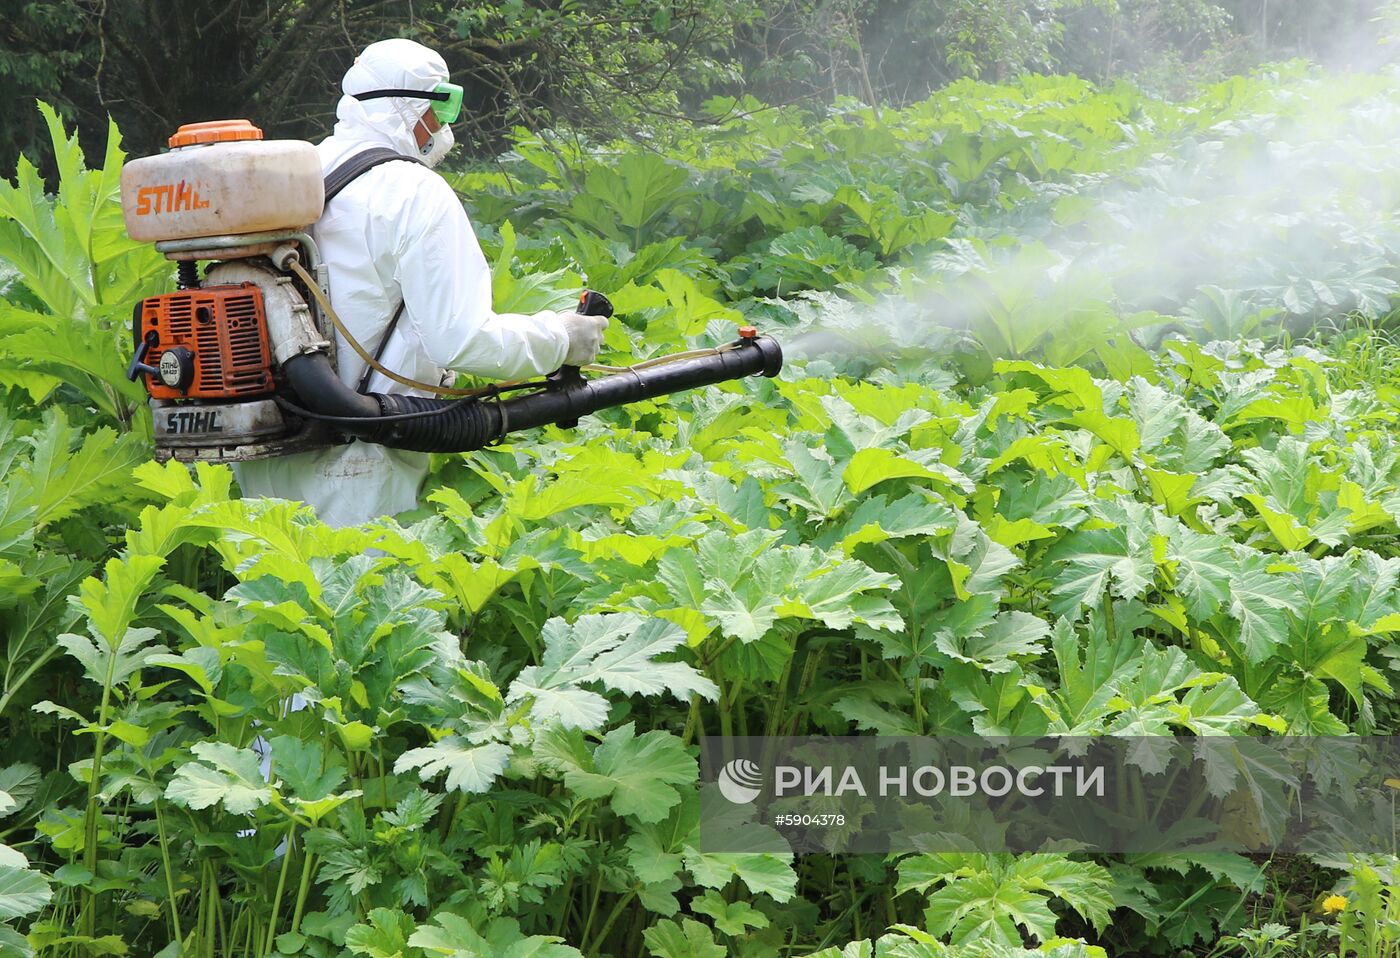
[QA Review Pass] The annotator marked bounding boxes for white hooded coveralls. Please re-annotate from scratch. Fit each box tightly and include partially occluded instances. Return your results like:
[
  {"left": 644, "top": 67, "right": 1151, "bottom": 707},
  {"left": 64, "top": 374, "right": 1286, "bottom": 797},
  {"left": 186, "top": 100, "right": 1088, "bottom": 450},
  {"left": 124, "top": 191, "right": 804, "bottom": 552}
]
[{"left": 233, "top": 40, "right": 570, "bottom": 528}]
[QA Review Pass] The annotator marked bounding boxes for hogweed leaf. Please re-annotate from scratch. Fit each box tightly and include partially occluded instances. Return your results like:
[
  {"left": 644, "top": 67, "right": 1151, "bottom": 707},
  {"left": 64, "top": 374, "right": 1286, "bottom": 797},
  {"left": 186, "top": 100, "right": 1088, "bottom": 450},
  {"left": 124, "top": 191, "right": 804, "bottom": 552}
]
[
  {"left": 345, "top": 907, "right": 416, "bottom": 958},
  {"left": 642, "top": 918, "right": 726, "bottom": 958},
  {"left": 0, "top": 846, "right": 51, "bottom": 921},
  {"left": 56, "top": 626, "right": 167, "bottom": 689},
  {"left": 394, "top": 738, "right": 511, "bottom": 794},
  {"left": 508, "top": 614, "right": 716, "bottom": 729},
  {"left": 165, "top": 742, "right": 273, "bottom": 815},
  {"left": 537, "top": 723, "right": 694, "bottom": 823},
  {"left": 690, "top": 890, "right": 770, "bottom": 935},
  {"left": 1046, "top": 527, "right": 1154, "bottom": 616},
  {"left": 1225, "top": 558, "right": 1300, "bottom": 663},
  {"left": 409, "top": 912, "right": 582, "bottom": 957},
  {"left": 71, "top": 553, "right": 165, "bottom": 646},
  {"left": 269, "top": 735, "right": 346, "bottom": 801}
]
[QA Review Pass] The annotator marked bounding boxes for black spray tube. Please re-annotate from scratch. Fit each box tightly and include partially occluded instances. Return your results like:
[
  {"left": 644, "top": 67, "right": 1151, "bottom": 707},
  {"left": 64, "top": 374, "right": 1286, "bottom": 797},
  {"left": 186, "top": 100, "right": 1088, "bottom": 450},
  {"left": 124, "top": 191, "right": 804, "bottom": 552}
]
[
  {"left": 279, "top": 289, "right": 784, "bottom": 454},
  {"left": 368, "top": 334, "right": 783, "bottom": 453}
]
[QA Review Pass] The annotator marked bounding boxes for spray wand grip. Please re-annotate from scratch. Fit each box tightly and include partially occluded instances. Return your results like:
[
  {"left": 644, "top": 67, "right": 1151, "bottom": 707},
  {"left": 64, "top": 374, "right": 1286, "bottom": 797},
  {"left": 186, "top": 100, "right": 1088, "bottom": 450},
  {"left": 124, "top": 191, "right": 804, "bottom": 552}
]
[{"left": 549, "top": 289, "right": 614, "bottom": 428}]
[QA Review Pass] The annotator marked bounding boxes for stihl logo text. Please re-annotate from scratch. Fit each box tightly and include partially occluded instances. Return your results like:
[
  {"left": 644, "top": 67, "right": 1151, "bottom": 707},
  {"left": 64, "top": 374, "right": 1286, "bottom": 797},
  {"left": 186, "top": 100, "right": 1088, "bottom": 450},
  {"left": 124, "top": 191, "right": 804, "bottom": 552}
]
[
  {"left": 164, "top": 410, "right": 223, "bottom": 434},
  {"left": 135, "top": 181, "right": 210, "bottom": 215}
]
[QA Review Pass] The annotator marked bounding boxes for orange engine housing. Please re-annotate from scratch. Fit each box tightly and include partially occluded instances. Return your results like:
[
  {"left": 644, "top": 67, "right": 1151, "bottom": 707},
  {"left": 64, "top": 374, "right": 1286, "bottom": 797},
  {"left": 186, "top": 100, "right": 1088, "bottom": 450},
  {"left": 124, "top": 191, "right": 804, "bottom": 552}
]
[{"left": 133, "top": 283, "right": 275, "bottom": 400}]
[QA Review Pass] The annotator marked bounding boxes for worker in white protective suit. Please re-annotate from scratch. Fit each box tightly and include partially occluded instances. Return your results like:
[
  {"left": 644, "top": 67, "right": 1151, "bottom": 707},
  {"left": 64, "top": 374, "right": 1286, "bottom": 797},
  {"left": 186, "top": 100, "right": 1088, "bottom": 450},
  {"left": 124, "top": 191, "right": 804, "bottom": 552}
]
[{"left": 233, "top": 38, "right": 608, "bottom": 527}]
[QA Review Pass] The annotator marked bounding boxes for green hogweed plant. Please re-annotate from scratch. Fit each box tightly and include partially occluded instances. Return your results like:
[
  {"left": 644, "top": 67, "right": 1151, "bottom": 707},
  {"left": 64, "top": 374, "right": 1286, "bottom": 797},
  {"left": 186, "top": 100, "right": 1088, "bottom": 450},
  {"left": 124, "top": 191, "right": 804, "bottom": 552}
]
[{"left": 4, "top": 68, "right": 1400, "bottom": 958}]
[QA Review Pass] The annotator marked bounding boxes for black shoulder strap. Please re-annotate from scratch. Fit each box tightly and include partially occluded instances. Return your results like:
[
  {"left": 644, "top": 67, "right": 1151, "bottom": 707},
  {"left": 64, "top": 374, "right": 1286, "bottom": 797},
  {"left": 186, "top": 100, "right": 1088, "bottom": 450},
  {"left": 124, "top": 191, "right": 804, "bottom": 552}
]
[
  {"left": 322, "top": 147, "right": 414, "bottom": 204},
  {"left": 320, "top": 149, "right": 415, "bottom": 395},
  {"left": 356, "top": 301, "right": 405, "bottom": 395}
]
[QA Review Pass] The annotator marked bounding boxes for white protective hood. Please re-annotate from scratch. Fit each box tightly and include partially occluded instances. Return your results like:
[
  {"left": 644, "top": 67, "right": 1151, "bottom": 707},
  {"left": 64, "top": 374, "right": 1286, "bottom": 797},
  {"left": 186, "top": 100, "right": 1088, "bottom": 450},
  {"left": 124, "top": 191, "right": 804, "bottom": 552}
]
[
  {"left": 232, "top": 39, "right": 571, "bottom": 529},
  {"left": 334, "top": 38, "right": 446, "bottom": 161}
]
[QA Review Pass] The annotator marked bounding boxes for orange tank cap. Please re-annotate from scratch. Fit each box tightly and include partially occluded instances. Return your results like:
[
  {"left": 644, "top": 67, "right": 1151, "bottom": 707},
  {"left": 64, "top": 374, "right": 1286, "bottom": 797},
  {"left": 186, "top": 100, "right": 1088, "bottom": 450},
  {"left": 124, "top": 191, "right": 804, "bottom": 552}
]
[{"left": 168, "top": 120, "right": 264, "bottom": 148}]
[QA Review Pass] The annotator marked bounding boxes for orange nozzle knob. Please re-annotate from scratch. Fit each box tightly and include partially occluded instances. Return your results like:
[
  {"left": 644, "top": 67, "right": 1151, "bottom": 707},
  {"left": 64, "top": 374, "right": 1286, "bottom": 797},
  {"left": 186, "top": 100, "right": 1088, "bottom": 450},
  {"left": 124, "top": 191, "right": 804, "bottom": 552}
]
[{"left": 738, "top": 326, "right": 758, "bottom": 339}]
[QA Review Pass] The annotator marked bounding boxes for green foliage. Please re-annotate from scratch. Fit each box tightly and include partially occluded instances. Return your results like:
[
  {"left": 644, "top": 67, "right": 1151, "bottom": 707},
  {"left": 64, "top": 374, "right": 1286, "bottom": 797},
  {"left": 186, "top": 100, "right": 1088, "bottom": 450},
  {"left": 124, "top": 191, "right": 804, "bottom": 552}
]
[
  {"left": 896, "top": 852, "right": 1113, "bottom": 947},
  {"left": 0, "top": 405, "right": 148, "bottom": 728},
  {"left": 10, "top": 332, "right": 1390, "bottom": 954},
  {"left": 1333, "top": 861, "right": 1400, "bottom": 958},
  {"left": 0, "top": 104, "right": 169, "bottom": 425},
  {"left": 9, "top": 63, "right": 1400, "bottom": 958},
  {"left": 0, "top": 776, "right": 52, "bottom": 956},
  {"left": 728, "top": 226, "right": 883, "bottom": 295},
  {"left": 464, "top": 67, "right": 1400, "bottom": 376}
]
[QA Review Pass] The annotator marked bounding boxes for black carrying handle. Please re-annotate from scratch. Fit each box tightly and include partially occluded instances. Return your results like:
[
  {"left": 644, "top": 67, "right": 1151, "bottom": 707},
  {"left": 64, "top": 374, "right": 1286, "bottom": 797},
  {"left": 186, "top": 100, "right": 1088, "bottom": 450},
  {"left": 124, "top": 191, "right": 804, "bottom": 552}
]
[{"left": 550, "top": 289, "right": 614, "bottom": 428}]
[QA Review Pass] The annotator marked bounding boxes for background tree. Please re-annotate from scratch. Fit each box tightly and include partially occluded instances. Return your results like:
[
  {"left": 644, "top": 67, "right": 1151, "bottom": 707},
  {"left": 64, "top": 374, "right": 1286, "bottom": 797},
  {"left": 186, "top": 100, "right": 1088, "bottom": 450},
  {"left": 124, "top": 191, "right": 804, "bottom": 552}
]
[
  {"left": 1, "top": 0, "right": 762, "bottom": 169},
  {"left": 726, "top": 0, "right": 1388, "bottom": 111},
  {"left": 0, "top": 0, "right": 1390, "bottom": 174}
]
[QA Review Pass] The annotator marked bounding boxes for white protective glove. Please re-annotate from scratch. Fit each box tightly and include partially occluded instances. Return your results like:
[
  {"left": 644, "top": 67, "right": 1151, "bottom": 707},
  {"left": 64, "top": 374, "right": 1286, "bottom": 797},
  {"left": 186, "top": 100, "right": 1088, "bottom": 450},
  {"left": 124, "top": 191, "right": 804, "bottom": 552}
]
[{"left": 558, "top": 310, "right": 609, "bottom": 366}]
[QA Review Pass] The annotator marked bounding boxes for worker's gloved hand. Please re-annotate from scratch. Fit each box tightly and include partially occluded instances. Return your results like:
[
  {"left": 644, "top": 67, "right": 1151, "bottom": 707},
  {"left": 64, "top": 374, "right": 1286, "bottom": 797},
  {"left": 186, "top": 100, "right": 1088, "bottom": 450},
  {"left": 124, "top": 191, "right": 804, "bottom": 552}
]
[{"left": 559, "top": 310, "right": 609, "bottom": 366}]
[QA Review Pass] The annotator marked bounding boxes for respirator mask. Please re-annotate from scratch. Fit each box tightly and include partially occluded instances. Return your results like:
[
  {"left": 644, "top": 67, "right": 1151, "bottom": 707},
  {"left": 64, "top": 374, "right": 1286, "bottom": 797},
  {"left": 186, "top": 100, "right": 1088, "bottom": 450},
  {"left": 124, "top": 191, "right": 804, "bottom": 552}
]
[{"left": 418, "top": 124, "right": 454, "bottom": 168}]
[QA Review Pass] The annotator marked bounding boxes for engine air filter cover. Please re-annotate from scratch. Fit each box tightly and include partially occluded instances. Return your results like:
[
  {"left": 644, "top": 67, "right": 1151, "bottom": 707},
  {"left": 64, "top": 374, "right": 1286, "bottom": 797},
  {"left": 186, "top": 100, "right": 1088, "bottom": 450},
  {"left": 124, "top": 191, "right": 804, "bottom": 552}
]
[{"left": 134, "top": 283, "right": 275, "bottom": 400}]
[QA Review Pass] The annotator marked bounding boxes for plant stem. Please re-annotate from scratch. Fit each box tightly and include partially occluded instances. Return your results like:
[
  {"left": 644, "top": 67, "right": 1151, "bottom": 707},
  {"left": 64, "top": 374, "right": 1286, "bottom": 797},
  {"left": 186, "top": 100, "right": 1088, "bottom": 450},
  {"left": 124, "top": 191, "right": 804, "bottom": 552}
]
[
  {"left": 718, "top": 676, "right": 733, "bottom": 740},
  {"left": 204, "top": 862, "right": 217, "bottom": 958},
  {"left": 585, "top": 890, "right": 635, "bottom": 956},
  {"left": 289, "top": 851, "right": 317, "bottom": 938},
  {"left": 194, "top": 875, "right": 208, "bottom": 958},
  {"left": 153, "top": 799, "right": 183, "bottom": 947},
  {"left": 554, "top": 879, "right": 576, "bottom": 938},
  {"left": 682, "top": 695, "right": 701, "bottom": 746},
  {"left": 81, "top": 638, "right": 123, "bottom": 936},
  {"left": 701, "top": 635, "right": 738, "bottom": 667},
  {"left": 912, "top": 666, "right": 926, "bottom": 734},
  {"left": 0, "top": 645, "right": 59, "bottom": 719},
  {"left": 786, "top": 645, "right": 825, "bottom": 736},
  {"left": 227, "top": 911, "right": 244, "bottom": 958},
  {"left": 213, "top": 881, "right": 228, "bottom": 956},
  {"left": 579, "top": 868, "right": 605, "bottom": 948},
  {"left": 848, "top": 870, "right": 861, "bottom": 940},
  {"left": 263, "top": 824, "right": 296, "bottom": 956},
  {"left": 763, "top": 634, "right": 798, "bottom": 740},
  {"left": 733, "top": 679, "right": 749, "bottom": 737},
  {"left": 441, "top": 790, "right": 470, "bottom": 843}
]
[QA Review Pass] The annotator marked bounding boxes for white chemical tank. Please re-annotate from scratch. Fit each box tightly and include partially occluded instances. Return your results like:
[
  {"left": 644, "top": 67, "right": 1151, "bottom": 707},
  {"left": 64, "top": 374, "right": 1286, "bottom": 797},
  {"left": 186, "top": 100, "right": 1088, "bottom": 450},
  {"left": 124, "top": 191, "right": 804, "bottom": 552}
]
[{"left": 121, "top": 120, "right": 323, "bottom": 243}]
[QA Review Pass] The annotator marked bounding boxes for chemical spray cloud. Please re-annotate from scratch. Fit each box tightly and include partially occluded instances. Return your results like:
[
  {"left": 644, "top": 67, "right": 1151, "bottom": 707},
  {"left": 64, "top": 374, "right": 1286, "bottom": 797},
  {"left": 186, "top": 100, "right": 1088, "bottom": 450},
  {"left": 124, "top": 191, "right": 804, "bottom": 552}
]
[{"left": 784, "top": 47, "right": 1400, "bottom": 370}]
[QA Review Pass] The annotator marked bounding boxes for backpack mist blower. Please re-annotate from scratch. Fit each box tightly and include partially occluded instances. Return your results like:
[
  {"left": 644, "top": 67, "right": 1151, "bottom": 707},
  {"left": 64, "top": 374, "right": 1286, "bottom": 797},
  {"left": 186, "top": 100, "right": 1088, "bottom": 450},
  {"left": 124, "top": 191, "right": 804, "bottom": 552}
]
[{"left": 120, "top": 120, "right": 782, "bottom": 463}]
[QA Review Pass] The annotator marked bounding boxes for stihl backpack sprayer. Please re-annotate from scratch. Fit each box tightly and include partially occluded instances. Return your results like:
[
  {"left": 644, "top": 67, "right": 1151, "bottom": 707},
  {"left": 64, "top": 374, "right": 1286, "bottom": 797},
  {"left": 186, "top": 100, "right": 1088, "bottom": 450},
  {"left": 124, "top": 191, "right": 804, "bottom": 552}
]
[{"left": 120, "top": 120, "right": 782, "bottom": 463}]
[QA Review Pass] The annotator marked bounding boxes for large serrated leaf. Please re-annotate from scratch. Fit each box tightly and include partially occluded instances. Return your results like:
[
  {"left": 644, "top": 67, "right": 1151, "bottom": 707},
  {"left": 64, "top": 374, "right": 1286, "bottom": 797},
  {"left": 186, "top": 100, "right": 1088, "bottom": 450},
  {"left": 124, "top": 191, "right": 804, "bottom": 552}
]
[
  {"left": 542, "top": 723, "right": 694, "bottom": 823},
  {"left": 394, "top": 738, "right": 511, "bottom": 794},
  {"left": 0, "top": 853, "right": 51, "bottom": 921},
  {"left": 1045, "top": 527, "right": 1154, "bottom": 616},
  {"left": 508, "top": 614, "right": 716, "bottom": 729},
  {"left": 56, "top": 626, "right": 167, "bottom": 689},
  {"left": 165, "top": 742, "right": 273, "bottom": 815},
  {"left": 642, "top": 918, "right": 726, "bottom": 958}
]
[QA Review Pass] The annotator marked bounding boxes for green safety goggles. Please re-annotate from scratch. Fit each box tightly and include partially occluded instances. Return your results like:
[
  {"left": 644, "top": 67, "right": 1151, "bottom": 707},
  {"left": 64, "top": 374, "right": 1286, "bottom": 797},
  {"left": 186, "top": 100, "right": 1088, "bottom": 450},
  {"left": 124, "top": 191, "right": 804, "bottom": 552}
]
[{"left": 353, "top": 82, "right": 464, "bottom": 125}]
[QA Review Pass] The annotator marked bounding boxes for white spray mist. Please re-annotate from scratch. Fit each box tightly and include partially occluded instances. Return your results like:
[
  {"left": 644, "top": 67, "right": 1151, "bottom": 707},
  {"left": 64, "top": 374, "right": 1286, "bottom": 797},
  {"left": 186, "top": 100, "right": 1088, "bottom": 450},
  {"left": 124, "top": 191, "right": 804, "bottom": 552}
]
[{"left": 786, "top": 24, "right": 1400, "bottom": 367}]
